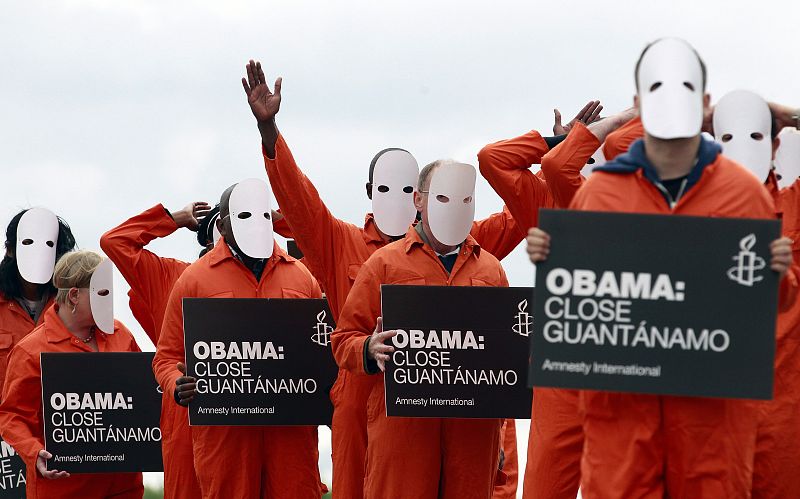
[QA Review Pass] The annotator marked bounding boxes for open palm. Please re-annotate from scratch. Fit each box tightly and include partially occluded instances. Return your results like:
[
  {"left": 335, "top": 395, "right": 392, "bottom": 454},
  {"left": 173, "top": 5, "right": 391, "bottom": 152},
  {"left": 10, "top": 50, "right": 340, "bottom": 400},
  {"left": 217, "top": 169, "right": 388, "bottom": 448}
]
[{"left": 242, "top": 59, "right": 282, "bottom": 123}]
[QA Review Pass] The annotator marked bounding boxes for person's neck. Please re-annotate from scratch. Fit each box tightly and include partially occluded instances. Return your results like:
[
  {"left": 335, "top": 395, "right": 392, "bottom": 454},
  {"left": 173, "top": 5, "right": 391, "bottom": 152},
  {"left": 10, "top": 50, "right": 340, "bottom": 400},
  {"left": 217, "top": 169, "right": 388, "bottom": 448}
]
[
  {"left": 643, "top": 134, "right": 701, "bottom": 181},
  {"left": 57, "top": 305, "right": 94, "bottom": 340},
  {"left": 376, "top": 227, "right": 394, "bottom": 243},
  {"left": 20, "top": 280, "right": 42, "bottom": 301},
  {"left": 420, "top": 223, "right": 459, "bottom": 255}
]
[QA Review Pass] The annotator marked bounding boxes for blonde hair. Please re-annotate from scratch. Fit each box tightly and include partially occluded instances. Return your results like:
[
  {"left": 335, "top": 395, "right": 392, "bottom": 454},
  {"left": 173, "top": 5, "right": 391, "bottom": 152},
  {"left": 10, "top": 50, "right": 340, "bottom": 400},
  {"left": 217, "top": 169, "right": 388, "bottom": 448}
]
[{"left": 53, "top": 250, "right": 103, "bottom": 305}]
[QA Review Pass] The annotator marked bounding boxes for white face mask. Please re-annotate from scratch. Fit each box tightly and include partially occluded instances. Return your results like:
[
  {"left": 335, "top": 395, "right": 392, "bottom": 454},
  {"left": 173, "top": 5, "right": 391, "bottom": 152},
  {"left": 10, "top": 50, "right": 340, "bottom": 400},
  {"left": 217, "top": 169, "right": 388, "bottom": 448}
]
[
  {"left": 89, "top": 258, "right": 114, "bottom": 334},
  {"left": 371, "top": 149, "right": 419, "bottom": 237},
  {"left": 426, "top": 162, "right": 476, "bottom": 247},
  {"left": 637, "top": 38, "right": 704, "bottom": 139},
  {"left": 714, "top": 90, "right": 773, "bottom": 182},
  {"left": 776, "top": 128, "right": 800, "bottom": 189},
  {"left": 228, "top": 178, "right": 274, "bottom": 259},
  {"left": 16, "top": 208, "right": 60, "bottom": 284}
]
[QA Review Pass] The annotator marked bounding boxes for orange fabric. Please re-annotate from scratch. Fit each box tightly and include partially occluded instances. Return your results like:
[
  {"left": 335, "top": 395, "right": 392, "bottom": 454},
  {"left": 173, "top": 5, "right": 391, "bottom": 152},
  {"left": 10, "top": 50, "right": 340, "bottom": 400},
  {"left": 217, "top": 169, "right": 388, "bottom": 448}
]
[
  {"left": 100, "top": 204, "right": 200, "bottom": 499},
  {"left": 570, "top": 150, "right": 780, "bottom": 498},
  {"left": 0, "top": 294, "right": 51, "bottom": 392},
  {"left": 331, "top": 227, "right": 507, "bottom": 498},
  {"left": 541, "top": 122, "right": 602, "bottom": 209},
  {"left": 479, "top": 128, "right": 586, "bottom": 499},
  {"left": 492, "top": 419, "right": 518, "bottom": 499},
  {"left": 602, "top": 116, "right": 644, "bottom": 161},
  {"left": 153, "top": 241, "right": 323, "bottom": 499},
  {"left": 478, "top": 129, "right": 553, "bottom": 231},
  {"left": 0, "top": 307, "right": 143, "bottom": 499},
  {"left": 263, "top": 134, "right": 523, "bottom": 498},
  {"left": 752, "top": 181, "right": 800, "bottom": 498}
]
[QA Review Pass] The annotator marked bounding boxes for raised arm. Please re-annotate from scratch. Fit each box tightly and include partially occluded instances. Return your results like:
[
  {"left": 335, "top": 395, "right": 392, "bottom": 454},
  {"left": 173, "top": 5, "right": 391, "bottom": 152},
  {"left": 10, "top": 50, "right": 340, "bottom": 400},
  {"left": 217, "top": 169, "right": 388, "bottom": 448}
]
[
  {"left": 100, "top": 203, "right": 208, "bottom": 342},
  {"left": 242, "top": 59, "right": 352, "bottom": 288},
  {"left": 470, "top": 206, "right": 525, "bottom": 261}
]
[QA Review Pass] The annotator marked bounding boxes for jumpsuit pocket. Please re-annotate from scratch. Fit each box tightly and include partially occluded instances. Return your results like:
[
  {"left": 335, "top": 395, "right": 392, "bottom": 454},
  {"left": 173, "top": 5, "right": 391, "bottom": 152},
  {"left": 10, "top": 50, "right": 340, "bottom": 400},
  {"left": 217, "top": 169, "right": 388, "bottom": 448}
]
[
  {"left": 281, "top": 287, "right": 311, "bottom": 299},
  {"left": 470, "top": 277, "right": 493, "bottom": 287},
  {"left": 0, "top": 333, "right": 12, "bottom": 381},
  {"left": 207, "top": 291, "right": 234, "bottom": 299}
]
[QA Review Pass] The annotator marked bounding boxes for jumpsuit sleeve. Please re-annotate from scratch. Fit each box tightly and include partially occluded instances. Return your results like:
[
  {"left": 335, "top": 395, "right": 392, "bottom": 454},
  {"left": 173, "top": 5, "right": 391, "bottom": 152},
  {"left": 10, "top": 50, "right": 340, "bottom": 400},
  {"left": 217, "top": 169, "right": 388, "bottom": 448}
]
[
  {"left": 470, "top": 205, "right": 525, "bottom": 261},
  {"left": 602, "top": 116, "right": 644, "bottom": 160},
  {"left": 477, "top": 130, "right": 552, "bottom": 231},
  {"left": 331, "top": 262, "right": 382, "bottom": 374},
  {"left": 541, "top": 122, "right": 600, "bottom": 208},
  {"left": 152, "top": 277, "right": 192, "bottom": 395},
  {"left": 100, "top": 204, "right": 182, "bottom": 343},
  {"left": 263, "top": 135, "right": 352, "bottom": 293},
  {"left": 0, "top": 348, "right": 44, "bottom": 469}
]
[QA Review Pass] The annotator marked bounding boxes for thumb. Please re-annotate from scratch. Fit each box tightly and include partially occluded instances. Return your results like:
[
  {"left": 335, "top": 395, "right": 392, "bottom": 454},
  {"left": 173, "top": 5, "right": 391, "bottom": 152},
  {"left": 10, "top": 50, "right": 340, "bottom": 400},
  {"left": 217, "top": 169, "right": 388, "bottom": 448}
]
[
  {"left": 374, "top": 316, "right": 383, "bottom": 334},
  {"left": 177, "top": 362, "right": 186, "bottom": 375},
  {"left": 274, "top": 77, "right": 282, "bottom": 97},
  {"left": 554, "top": 108, "right": 563, "bottom": 126},
  {"left": 39, "top": 449, "right": 52, "bottom": 459}
]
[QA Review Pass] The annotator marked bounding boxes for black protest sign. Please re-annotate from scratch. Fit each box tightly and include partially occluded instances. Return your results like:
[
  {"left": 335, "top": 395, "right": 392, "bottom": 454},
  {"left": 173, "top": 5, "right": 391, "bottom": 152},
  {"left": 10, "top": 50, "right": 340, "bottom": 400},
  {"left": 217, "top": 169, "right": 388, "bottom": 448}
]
[
  {"left": 0, "top": 438, "right": 25, "bottom": 498},
  {"left": 382, "top": 285, "right": 533, "bottom": 418},
  {"left": 183, "top": 298, "right": 338, "bottom": 426},
  {"left": 530, "top": 209, "right": 780, "bottom": 400},
  {"left": 41, "top": 352, "right": 163, "bottom": 473}
]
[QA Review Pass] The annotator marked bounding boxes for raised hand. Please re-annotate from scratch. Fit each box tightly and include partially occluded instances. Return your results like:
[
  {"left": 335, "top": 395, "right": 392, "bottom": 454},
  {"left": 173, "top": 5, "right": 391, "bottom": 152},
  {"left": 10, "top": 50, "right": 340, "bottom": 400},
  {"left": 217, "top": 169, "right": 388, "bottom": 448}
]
[
  {"left": 554, "top": 100, "right": 604, "bottom": 135},
  {"left": 242, "top": 59, "right": 283, "bottom": 124},
  {"left": 173, "top": 202, "right": 211, "bottom": 231}
]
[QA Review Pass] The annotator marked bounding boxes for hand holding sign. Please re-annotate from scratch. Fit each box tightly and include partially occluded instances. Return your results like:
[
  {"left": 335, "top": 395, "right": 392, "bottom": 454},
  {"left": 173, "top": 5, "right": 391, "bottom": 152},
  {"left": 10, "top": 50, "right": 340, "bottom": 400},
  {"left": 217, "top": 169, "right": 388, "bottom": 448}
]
[
  {"left": 37, "top": 449, "right": 70, "bottom": 480},
  {"left": 526, "top": 227, "right": 551, "bottom": 263},
  {"left": 368, "top": 317, "right": 397, "bottom": 372},
  {"left": 175, "top": 362, "right": 197, "bottom": 406},
  {"left": 770, "top": 236, "right": 793, "bottom": 276}
]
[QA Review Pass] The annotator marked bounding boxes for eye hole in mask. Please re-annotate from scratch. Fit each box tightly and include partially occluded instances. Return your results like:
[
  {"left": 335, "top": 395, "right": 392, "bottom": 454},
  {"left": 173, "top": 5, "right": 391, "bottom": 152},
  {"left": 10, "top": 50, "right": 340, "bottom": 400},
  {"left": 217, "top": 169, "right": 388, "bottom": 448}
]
[
  {"left": 649, "top": 82, "right": 663, "bottom": 92},
  {"left": 721, "top": 134, "right": 733, "bottom": 143},
  {"left": 750, "top": 132, "right": 764, "bottom": 141},
  {"left": 463, "top": 196, "right": 473, "bottom": 204},
  {"left": 264, "top": 212, "right": 271, "bottom": 220},
  {"left": 436, "top": 195, "right": 450, "bottom": 203},
  {"left": 46, "top": 240, "right": 55, "bottom": 248},
  {"left": 97, "top": 289, "right": 110, "bottom": 297},
  {"left": 377, "top": 185, "right": 390, "bottom": 193},
  {"left": 237, "top": 212, "right": 252, "bottom": 220},
  {"left": 683, "top": 82, "right": 695, "bottom": 91},
  {"left": 21, "top": 239, "right": 33, "bottom": 246},
  {"left": 403, "top": 186, "right": 413, "bottom": 194}
]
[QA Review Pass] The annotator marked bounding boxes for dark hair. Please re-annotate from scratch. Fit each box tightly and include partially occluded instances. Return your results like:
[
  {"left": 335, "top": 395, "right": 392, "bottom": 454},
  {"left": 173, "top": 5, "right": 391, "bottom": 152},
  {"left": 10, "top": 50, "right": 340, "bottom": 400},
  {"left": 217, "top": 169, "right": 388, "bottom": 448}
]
[
  {"left": 634, "top": 38, "right": 708, "bottom": 91},
  {"left": 0, "top": 209, "right": 76, "bottom": 300},
  {"left": 771, "top": 111, "right": 779, "bottom": 140},
  {"left": 368, "top": 148, "right": 411, "bottom": 184},
  {"left": 196, "top": 204, "right": 221, "bottom": 247}
]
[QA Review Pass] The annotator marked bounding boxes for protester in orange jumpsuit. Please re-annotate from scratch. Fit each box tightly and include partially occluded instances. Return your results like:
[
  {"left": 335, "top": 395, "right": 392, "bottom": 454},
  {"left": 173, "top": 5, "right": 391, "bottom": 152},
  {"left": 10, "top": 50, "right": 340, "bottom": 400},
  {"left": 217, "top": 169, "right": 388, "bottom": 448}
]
[
  {"left": 242, "top": 59, "right": 524, "bottom": 498},
  {"left": 478, "top": 106, "right": 637, "bottom": 499},
  {"left": 526, "top": 38, "right": 795, "bottom": 498},
  {"left": 0, "top": 209, "right": 75, "bottom": 390},
  {"left": 0, "top": 250, "right": 143, "bottom": 499},
  {"left": 332, "top": 159, "right": 507, "bottom": 499},
  {"left": 711, "top": 98, "right": 800, "bottom": 499},
  {"left": 153, "top": 181, "right": 324, "bottom": 499},
  {"left": 102, "top": 201, "right": 296, "bottom": 499}
]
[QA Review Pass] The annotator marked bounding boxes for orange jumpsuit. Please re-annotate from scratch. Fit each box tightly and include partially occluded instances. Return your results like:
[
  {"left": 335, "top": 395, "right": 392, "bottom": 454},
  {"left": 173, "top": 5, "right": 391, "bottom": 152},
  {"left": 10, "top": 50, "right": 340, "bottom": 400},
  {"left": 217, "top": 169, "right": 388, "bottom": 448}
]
[
  {"left": 153, "top": 241, "right": 323, "bottom": 499},
  {"left": 0, "top": 306, "right": 143, "bottom": 499},
  {"left": 751, "top": 177, "right": 800, "bottom": 498},
  {"left": 101, "top": 204, "right": 197, "bottom": 499},
  {"left": 480, "top": 128, "right": 589, "bottom": 499},
  {"left": 602, "top": 116, "right": 644, "bottom": 161},
  {"left": 263, "top": 134, "right": 524, "bottom": 498},
  {"left": 570, "top": 138, "right": 791, "bottom": 498},
  {"left": 332, "top": 227, "right": 508, "bottom": 499},
  {"left": 0, "top": 294, "right": 52, "bottom": 392}
]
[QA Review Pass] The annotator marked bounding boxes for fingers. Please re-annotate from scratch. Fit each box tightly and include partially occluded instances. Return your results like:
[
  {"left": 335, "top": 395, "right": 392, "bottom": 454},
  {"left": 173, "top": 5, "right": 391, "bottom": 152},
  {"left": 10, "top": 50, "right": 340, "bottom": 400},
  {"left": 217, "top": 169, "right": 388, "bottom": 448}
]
[
  {"left": 374, "top": 316, "right": 383, "bottom": 334},
  {"left": 526, "top": 227, "right": 551, "bottom": 263},
  {"left": 575, "top": 101, "right": 595, "bottom": 121},
  {"left": 246, "top": 60, "right": 257, "bottom": 91},
  {"left": 274, "top": 77, "right": 282, "bottom": 97},
  {"left": 241, "top": 77, "right": 251, "bottom": 96},
  {"left": 176, "top": 362, "right": 186, "bottom": 375},
  {"left": 256, "top": 61, "right": 266, "bottom": 86},
  {"left": 377, "top": 357, "right": 386, "bottom": 372},
  {"left": 586, "top": 102, "right": 603, "bottom": 123},
  {"left": 373, "top": 329, "right": 397, "bottom": 345},
  {"left": 770, "top": 237, "right": 794, "bottom": 274},
  {"left": 39, "top": 449, "right": 52, "bottom": 460},
  {"left": 553, "top": 108, "right": 563, "bottom": 127}
]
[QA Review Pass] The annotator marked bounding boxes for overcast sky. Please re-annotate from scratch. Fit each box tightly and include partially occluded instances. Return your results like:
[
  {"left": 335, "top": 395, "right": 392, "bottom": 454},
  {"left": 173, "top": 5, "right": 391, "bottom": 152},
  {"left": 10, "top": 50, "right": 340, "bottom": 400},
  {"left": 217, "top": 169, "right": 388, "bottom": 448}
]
[{"left": 2, "top": 0, "right": 798, "bottom": 494}]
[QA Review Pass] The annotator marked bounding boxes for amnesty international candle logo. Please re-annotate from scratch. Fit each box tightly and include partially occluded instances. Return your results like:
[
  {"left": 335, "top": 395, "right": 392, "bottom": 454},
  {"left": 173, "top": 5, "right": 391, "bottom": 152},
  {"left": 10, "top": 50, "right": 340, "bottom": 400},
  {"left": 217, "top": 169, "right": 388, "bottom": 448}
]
[
  {"left": 727, "top": 234, "right": 766, "bottom": 287},
  {"left": 311, "top": 310, "right": 333, "bottom": 347},
  {"left": 512, "top": 299, "right": 532, "bottom": 337}
]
